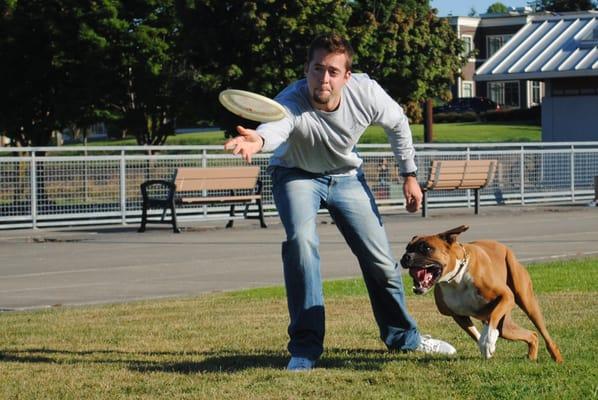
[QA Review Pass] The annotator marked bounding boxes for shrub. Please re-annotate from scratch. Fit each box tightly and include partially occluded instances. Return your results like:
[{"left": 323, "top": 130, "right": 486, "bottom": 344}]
[
  {"left": 433, "top": 112, "right": 478, "bottom": 123},
  {"left": 483, "top": 106, "right": 541, "bottom": 124}
]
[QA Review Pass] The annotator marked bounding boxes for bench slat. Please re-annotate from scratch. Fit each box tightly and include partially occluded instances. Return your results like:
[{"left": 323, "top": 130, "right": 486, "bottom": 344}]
[
  {"left": 431, "top": 166, "right": 494, "bottom": 174},
  {"left": 429, "top": 172, "right": 493, "bottom": 182},
  {"left": 177, "top": 177, "right": 258, "bottom": 191},
  {"left": 175, "top": 166, "right": 260, "bottom": 191},
  {"left": 176, "top": 166, "right": 259, "bottom": 179},
  {"left": 431, "top": 160, "right": 494, "bottom": 167},
  {"left": 179, "top": 195, "right": 261, "bottom": 203}
]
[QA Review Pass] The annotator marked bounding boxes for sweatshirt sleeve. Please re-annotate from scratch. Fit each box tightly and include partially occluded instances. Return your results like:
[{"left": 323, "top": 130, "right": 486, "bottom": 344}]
[
  {"left": 370, "top": 81, "right": 417, "bottom": 174},
  {"left": 255, "top": 117, "right": 293, "bottom": 152}
]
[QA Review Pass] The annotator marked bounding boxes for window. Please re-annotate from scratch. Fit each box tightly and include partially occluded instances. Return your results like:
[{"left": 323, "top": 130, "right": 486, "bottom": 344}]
[
  {"left": 488, "top": 81, "right": 520, "bottom": 108},
  {"left": 461, "top": 81, "right": 474, "bottom": 98},
  {"left": 486, "top": 34, "right": 513, "bottom": 57},
  {"left": 530, "top": 81, "right": 542, "bottom": 106},
  {"left": 461, "top": 35, "right": 474, "bottom": 58}
]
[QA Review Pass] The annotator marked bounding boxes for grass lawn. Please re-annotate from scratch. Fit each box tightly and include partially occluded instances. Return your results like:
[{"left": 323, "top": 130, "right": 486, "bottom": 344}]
[
  {"left": 362, "top": 122, "right": 541, "bottom": 143},
  {"left": 75, "top": 122, "right": 541, "bottom": 147},
  {"left": 1, "top": 257, "right": 596, "bottom": 399}
]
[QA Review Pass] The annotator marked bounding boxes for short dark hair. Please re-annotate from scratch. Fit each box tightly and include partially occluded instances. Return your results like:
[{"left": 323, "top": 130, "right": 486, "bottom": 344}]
[{"left": 307, "top": 33, "right": 354, "bottom": 71}]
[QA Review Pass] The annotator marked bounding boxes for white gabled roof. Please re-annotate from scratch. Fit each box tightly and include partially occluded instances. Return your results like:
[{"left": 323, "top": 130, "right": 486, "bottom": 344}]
[{"left": 475, "top": 13, "right": 598, "bottom": 81}]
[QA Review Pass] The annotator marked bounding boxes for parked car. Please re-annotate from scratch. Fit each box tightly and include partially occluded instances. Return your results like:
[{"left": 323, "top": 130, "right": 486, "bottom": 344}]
[{"left": 433, "top": 97, "right": 500, "bottom": 114}]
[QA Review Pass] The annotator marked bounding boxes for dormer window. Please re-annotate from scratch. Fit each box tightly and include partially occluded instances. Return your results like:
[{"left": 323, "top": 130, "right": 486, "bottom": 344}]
[
  {"left": 461, "top": 35, "right": 474, "bottom": 58},
  {"left": 487, "top": 34, "right": 514, "bottom": 57}
]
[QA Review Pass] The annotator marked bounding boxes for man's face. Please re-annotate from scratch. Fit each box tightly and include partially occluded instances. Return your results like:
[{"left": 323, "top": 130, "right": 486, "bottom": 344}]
[{"left": 304, "top": 48, "right": 351, "bottom": 112}]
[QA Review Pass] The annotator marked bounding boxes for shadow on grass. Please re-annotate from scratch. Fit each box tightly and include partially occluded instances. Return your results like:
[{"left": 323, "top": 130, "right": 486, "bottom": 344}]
[
  {"left": 133, "top": 348, "right": 477, "bottom": 373},
  {"left": 131, "top": 353, "right": 288, "bottom": 373},
  {"left": 0, "top": 347, "right": 472, "bottom": 374}
]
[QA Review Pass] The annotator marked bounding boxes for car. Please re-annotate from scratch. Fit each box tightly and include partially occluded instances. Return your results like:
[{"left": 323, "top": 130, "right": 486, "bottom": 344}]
[{"left": 433, "top": 97, "right": 500, "bottom": 114}]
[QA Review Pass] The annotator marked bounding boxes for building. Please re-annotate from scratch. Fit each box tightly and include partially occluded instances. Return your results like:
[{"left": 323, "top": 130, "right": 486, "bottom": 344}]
[
  {"left": 475, "top": 11, "right": 598, "bottom": 141},
  {"left": 448, "top": 8, "right": 547, "bottom": 109}
]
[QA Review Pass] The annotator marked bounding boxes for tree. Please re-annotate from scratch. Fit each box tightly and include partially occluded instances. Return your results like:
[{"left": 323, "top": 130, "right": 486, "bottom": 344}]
[
  {"left": 349, "top": 1, "right": 466, "bottom": 122},
  {"left": 0, "top": 0, "right": 468, "bottom": 144},
  {"left": 177, "top": 0, "right": 351, "bottom": 135},
  {"left": 486, "top": 2, "right": 510, "bottom": 13},
  {"left": 541, "top": 0, "right": 596, "bottom": 11},
  {"left": 0, "top": 0, "right": 195, "bottom": 147},
  {"left": 0, "top": 0, "right": 123, "bottom": 146},
  {"left": 108, "top": 0, "right": 193, "bottom": 145}
]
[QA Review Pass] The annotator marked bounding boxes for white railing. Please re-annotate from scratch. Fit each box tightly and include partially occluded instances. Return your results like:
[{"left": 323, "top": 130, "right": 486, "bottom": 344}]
[{"left": 1, "top": 142, "right": 597, "bottom": 229}]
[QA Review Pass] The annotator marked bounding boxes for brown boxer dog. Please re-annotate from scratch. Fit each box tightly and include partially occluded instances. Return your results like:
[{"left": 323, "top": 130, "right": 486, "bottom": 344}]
[{"left": 400, "top": 225, "right": 563, "bottom": 363}]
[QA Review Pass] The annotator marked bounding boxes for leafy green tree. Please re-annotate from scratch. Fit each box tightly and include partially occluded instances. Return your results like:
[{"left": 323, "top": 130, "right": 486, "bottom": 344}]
[
  {"left": 541, "top": 0, "right": 596, "bottom": 10},
  {"left": 0, "top": 0, "right": 468, "bottom": 145},
  {"left": 0, "top": 0, "right": 195, "bottom": 146},
  {"left": 108, "top": 0, "right": 191, "bottom": 145},
  {"left": 0, "top": 0, "right": 122, "bottom": 146},
  {"left": 349, "top": 1, "right": 466, "bottom": 122},
  {"left": 487, "top": 2, "right": 510, "bottom": 13},
  {"left": 176, "top": 0, "right": 351, "bottom": 135}
]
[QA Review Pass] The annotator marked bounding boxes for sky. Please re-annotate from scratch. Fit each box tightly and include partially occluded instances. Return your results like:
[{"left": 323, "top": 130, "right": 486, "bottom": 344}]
[{"left": 430, "top": 0, "right": 532, "bottom": 16}]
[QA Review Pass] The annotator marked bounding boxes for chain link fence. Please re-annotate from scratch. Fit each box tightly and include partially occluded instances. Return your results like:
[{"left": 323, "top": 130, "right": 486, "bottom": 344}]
[{"left": 1, "top": 142, "right": 597, "bottom": 229}]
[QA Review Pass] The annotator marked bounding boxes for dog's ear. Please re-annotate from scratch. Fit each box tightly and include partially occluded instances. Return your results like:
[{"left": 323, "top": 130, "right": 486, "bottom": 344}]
[
  {"left": 405, "top": 235, "right": 419, "bottom": 249},
  {"left": 439, "top": 225, "right": 469, "bottom": 244}
]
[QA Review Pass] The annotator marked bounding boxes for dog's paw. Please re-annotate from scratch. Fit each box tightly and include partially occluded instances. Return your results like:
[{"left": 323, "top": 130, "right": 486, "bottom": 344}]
[{"left": 479, "top": 325, "right": 499, "bottom": 359}]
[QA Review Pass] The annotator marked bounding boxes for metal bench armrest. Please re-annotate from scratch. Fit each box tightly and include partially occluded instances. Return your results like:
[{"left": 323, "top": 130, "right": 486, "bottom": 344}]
[{"left": 140, "top": 180, "right": 176, "bottom": 202}]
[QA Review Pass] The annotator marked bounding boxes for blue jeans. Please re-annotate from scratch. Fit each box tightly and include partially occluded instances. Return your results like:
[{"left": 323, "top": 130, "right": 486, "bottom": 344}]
[{"left": 271, "top": 167, "right": 421, "bottom": 360}]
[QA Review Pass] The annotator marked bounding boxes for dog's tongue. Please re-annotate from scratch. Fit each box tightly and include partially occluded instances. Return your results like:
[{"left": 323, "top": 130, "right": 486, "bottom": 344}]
[
  {"left": 413, "top": 268, "right": 427, "bottom": 281},
  {"left": 410, "top": 268, "right": 433, "bottom": 287}
]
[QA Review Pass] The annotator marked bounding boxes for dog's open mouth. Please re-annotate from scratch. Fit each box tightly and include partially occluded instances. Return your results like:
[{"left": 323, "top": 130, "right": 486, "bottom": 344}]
[{"left": 409, "top": 265, "right": 442, "bottom": 294}]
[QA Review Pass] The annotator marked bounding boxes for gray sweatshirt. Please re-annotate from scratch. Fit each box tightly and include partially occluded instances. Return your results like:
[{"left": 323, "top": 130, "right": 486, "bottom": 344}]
[{"left": 257, "top": 73, "right": 417, "bottom": 175}]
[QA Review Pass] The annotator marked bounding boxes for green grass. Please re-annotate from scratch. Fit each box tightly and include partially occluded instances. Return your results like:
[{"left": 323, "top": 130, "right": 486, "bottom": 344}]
[
  {"left": 1, "top": 257, "right": 595, "bottom": 399},
  {"left": 360, "top": 122, "right": 541, "bottom": 144},
  {"left": 79, "top": 130, "right": 227, "bottom": 146},
  {"left": 72, "top": 122, "right": 540, "bottom": 147}
]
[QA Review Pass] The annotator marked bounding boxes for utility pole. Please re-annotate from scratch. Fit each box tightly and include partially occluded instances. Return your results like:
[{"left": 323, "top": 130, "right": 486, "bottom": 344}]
[{"left": 423, "top": 99, "right": 434, "bottom": 143}]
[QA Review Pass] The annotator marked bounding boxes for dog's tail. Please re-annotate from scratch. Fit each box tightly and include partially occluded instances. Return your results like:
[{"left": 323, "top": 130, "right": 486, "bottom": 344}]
[{"left": 505, "top": 249, "right": 564, "bottom": 363}]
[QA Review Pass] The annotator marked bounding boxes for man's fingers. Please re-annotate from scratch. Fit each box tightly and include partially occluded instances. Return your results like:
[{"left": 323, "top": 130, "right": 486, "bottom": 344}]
[
  {"left": 224, "top": 135, "right": 246, "bottom": 150},
  {"left": 237, "top": 146, "right": 252, "bottom": 163},
  {"left": 228, "top": 142, "right": 252, "bottom": 163},
  {"left": 223, "top": 140, "right": 237, "bottom": 150},
  {"left": 406, "top": 199, "right": 418, "bottom": 213},
  {"left": 224, "top": 126, "right": 258, "bottom": 164},
  {"left": 405, "top": 196, "right": 421, "bottom": 213}
]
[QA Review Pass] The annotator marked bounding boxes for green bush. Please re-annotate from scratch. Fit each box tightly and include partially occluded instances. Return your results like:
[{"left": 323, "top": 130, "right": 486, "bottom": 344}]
[
  {"left": 433, "top": 112, "right": 478, "bottom": 123},
  {"left": 483, "top": 106, "right": 541, "bottom": 124},
  {"left": 432, "top": 106, "right": 541, "bottom": 125}
]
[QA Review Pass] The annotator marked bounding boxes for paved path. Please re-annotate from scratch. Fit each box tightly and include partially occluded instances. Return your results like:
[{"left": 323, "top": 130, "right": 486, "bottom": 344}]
[{"left": 1, "top": 205, "right": 597, "bottom": 310}]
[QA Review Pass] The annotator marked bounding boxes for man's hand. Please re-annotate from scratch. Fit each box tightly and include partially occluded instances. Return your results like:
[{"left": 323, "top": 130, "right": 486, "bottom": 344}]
[
  {"left": 402, "top": 176, "right": 422, "bottom": 213},
  {"left": 223, "top": 125, "right": 264, "bottom": 163}
]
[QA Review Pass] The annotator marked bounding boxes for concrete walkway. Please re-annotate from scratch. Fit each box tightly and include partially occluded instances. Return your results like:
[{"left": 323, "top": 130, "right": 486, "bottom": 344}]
[{"left": 1, "top": 204, "right": 597, "bottom": 310}]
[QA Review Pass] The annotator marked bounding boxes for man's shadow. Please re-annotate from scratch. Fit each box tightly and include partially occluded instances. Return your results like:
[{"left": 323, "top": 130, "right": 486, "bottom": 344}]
[
  {"left": 1, "top": 347, "right": 465, "bottom": 374},
  {"left": 128, "top": 348, "right": 460, "bottom": 374}
]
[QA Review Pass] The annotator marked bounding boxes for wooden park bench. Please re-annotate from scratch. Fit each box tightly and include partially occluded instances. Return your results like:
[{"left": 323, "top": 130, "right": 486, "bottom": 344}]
[
  {"left": 138, "top": 166, "right": 267, "bottom": 233},
  {"left": 420, "top": 159, "right": 497, "bottom": 217}
]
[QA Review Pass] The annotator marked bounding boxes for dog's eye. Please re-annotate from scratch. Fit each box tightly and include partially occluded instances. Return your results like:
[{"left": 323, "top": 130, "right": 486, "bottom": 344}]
[{"left": 417, "top": 242, "right": 432, "bottom": 254}]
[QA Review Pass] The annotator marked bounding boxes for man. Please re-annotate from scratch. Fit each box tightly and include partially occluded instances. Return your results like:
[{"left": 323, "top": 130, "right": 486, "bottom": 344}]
[{"left": 224, "top": 33, "right": 455, "bottom": 371}]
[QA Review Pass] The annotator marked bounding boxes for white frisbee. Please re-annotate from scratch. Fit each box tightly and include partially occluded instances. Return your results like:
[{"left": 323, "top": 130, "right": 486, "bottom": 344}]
[{"left": 219, "top": 89, "right": 286, "bottom": 122}]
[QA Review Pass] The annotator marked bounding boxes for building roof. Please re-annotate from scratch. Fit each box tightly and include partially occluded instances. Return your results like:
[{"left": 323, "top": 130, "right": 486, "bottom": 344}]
[{"left": 475, "top": 12, "right": 598, "bottom": 81}]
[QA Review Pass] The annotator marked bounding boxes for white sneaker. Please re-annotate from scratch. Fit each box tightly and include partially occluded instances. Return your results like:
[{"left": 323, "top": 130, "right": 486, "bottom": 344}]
[
  {"left": 415, "top": 335, "right": 457, "bottom": 355},
  {"left": 287, "top": 356, "right": 316, "bottom": 371}
]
